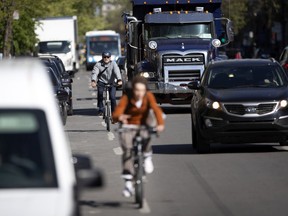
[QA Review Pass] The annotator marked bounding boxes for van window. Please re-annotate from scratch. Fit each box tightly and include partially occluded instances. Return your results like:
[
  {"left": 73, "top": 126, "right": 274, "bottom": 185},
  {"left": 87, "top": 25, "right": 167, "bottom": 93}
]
[{"left": 0, "top": 109, "right": 58, "bottom": 188}]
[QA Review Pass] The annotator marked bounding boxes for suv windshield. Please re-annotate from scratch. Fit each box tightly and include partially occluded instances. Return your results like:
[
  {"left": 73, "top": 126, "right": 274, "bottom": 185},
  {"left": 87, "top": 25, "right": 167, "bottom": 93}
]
[
  {"left": 0, "top": 109, "right": 57, "bottom": 188},
  {"left": 206, "top": 65, "right": 287, "bottom": 89},
  {"left": 146, "top": 23, "right": 212, "bottom": 40},
  {"left": 39, "top": 41, "right": 71, "bottom": 54}
]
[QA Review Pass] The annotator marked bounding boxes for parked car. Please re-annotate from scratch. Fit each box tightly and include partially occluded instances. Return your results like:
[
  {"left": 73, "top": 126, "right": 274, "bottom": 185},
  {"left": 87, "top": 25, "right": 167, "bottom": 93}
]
[
  {"left": 0, "top": 59, "right": 103, "bottom": 216},
  {"left": 46, "top": 67, "right": 68, "bottom": 125},
  {"left": 39, "top": 55, "right": 74, "bottom": 115},
  {"left": 189, "top": 59, "right": 288, "bottom": 153},
  {"left": 279, "top": 46, "right": 288, "bottom": 71}
]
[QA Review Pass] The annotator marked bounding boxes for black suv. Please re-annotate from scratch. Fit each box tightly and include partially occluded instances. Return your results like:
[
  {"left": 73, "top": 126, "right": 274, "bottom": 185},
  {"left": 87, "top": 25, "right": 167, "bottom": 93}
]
[
  {"left": 189, "top": 59, "right": 288, "bottom": 153},
  {"left": 39, "top": 55, "right": 73, "bottom": 115}
]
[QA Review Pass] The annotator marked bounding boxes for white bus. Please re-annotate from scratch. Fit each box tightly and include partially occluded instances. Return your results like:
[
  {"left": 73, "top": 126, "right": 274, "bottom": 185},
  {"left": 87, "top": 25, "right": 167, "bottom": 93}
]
[{"left": 85, "top": 30, "right": 121, "bottom": 70}]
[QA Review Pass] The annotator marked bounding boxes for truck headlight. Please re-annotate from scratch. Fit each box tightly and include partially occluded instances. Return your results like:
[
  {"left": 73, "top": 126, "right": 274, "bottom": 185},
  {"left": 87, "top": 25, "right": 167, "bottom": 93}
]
[
  {"left": 88, "top": 57, "right": 93, "bottom": 62},
  {"left": 140, "top": 72, "right": 155, "bottom": 78}
]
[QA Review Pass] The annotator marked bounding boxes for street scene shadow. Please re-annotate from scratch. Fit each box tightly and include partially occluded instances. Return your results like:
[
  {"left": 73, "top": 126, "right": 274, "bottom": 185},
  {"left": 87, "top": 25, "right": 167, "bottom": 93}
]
[
  {"left": 153, "top": 144, "right": 194, "bottom": 155},
  {"left": 73, "top": 108, "right": 98, "bottom": 116},
  {"left": 211, "top": 143, "right": 286, "bottom": 154},
  {"left": 161, "top": 106, "right": 191, "bottom": 115},
  {"left": 79, "top": 200, "right": 139, "bottom": 210}
]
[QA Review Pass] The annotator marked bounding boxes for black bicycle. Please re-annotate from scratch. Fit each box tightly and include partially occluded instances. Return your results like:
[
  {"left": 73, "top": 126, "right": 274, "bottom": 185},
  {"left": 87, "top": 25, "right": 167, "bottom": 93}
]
[
  {"left": 103, "top": 84, "right": 112, "bottom": 131},
  {"left": 117, "top": 126, "right": 158, "bottom": 208}
]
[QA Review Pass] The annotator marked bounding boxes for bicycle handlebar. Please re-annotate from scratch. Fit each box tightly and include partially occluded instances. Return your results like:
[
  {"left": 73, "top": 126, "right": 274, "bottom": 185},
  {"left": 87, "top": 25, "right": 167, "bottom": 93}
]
[{"left": 116, "top": 126, "right": 159, "bottom": 137}]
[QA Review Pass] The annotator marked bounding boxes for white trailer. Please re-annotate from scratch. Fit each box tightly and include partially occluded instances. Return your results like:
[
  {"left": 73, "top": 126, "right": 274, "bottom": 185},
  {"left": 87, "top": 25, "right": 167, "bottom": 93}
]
[{"left": 35, "top": 16, "right": 79, "bottom": 73}]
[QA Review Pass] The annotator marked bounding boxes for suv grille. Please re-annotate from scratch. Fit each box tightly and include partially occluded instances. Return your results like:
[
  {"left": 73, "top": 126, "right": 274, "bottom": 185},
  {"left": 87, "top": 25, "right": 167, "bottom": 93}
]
[{"left": 224, "top": 103, "right": 277, "bottom": 116}]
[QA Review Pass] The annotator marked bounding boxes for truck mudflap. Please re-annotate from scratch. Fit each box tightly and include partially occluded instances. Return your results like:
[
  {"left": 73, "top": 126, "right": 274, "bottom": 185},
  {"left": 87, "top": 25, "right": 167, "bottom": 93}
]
[{"left": 148, "top": 82, "right": 194, "bottom": 104}]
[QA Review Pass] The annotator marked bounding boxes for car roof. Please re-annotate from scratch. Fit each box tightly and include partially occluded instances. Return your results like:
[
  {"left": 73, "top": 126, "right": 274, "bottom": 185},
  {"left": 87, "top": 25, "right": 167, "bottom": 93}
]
[
  {"left": 211, "top": 59, "right": 278, "bottom": 67},
  {"left": 0, "top": 59, "right": 56, "bottom": 109}
]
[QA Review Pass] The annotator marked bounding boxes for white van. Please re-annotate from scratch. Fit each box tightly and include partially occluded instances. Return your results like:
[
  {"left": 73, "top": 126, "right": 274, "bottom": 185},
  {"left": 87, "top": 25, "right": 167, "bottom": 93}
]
[{"left": 0, "top": 59, "right": 102, "bottom": 216}]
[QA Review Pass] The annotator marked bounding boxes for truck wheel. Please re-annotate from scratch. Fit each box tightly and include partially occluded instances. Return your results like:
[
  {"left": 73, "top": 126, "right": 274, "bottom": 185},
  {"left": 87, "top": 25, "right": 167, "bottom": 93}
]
[{"left": 195, "top": 124, "right": 210, "bottom": 154}]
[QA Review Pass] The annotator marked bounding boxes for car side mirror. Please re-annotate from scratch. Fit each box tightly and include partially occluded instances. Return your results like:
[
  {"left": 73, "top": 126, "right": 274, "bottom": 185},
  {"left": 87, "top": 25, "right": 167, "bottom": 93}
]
[
  {"left": 72, "top": 154, "right": 104, "bottom": 188},
  {"left": 188, "top": 80, "right": 200, "bottom": 90}
]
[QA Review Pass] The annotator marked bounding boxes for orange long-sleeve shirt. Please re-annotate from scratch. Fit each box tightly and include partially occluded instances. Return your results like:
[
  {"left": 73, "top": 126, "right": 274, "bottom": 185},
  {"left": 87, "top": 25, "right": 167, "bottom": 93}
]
[{"left": 112, "top": 91, "right": 164, "bottom": 125}]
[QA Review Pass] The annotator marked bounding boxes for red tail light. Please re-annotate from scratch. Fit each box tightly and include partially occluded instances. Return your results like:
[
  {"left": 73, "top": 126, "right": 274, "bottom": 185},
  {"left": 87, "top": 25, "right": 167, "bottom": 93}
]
[{"left": 283, "top": 63, "right": 288, "bottom": 70}]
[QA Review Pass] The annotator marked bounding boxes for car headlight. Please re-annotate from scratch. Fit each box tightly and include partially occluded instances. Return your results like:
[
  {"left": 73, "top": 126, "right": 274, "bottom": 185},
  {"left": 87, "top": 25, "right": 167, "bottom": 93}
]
[
  {"left": 88, "top": 57, "right": 93, "bottom": 62},
  {"left": 140, "top": 72, "right": 155, "bottom": 78},
  {"left": 280, "top": 100, "right": 288, "bottom": 108},
  {"left": 205, "top": 99, "right": 221, "bottom": 110}
]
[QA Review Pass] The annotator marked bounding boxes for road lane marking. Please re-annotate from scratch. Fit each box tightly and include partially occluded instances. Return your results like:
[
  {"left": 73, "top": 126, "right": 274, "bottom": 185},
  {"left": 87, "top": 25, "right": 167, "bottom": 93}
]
[
  {"left": 108, "top": 132, "right": 115, "bottom": 141},
  {"left": 273, "top": 146, "right": 288, "bottom": 151},
  {"left": 139, "top": 199, "right": 151, "bottom": 214},
  {"left": 101, "top": 121, "right": 106, "bottom": 127},
  {"left": 92, "top": 92, "right": 96, "bottom": 96},
  {"left": 113, "top": 147, "right": 123, "bottom": 155},
  {"left": 93, "top": 102, "right": 97, "bottom": 106}
]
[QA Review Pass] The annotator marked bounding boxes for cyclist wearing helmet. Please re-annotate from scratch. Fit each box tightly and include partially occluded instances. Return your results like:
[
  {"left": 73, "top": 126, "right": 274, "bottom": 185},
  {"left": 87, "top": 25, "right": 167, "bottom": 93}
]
[
  {"left": 113, "top": 76, "right": 165, "bottom": 197},
  {"left": 91, "top": 51, "right": 122, "bottom": 115}
]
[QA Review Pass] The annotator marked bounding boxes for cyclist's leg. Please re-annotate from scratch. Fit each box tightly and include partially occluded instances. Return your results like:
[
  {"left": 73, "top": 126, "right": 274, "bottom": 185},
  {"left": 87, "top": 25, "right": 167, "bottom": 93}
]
[
  {"left": 109, "top": 85, "right": 117, "bottom": 113},
  {"left": 120, "top": 130, "right": 136, "bottom": 177},
  {"left": 141, "top": 130, "right": 154, "bottom": 174},
  {"left": 119, "top": 130, "right": 137, "bottom": 197},
  {"left": 97, "top": 82, "right": 105, "bottom": 113}
]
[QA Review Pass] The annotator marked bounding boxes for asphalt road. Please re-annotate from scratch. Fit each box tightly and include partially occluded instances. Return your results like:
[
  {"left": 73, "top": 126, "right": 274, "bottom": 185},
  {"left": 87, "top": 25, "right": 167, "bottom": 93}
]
[{"left": 65, "top": 68, "right": 288, "bottom": 216}]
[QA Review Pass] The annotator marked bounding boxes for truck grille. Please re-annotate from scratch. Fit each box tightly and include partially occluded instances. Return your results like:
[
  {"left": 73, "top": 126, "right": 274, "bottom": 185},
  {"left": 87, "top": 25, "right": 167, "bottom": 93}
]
[
  {"left": 224, "top": 103, "right": 277, "bottom": 116},
  {"left": 168, "top": 70, "right": 200, "bottom": 82},
  {"left": 163, "top": 54, "right": 204, "bottom": 65}
]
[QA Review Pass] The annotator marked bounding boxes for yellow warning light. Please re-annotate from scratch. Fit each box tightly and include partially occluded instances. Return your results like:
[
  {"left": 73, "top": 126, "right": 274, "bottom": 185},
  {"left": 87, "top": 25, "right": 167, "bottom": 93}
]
[
  {"left": 185, "top": 11, "right": 188, "bottom": 14},
  {"left": 166, "top": 1, "right": 169, "bottom": 4},
  {"left": 205, "top": 10, "right": 209, "bottom": 13},
  {"left": 149, "top": 12, "right": 152, "bottom": 15},
  {"left": 177, "top": 11, "right": 181, "bottom": 14},
  {"left": 176, "top": 0, "right": 179, "bottom": 3},
  {"left": 188, "top": 0, "right": 190, "bottom": 3},
  {"left": 144, "top": 1, "right": 146, "bottom": 4},
  {"left": 170, "top": 11, "right": 173, "bottom": 14}
]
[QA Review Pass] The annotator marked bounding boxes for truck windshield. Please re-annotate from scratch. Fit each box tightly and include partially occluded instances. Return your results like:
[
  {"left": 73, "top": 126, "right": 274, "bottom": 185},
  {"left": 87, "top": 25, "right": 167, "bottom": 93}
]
[
  {"left": 39, "top": 41, "right": 71, "bottom": 54},
  {"left": 0, "top": 109, "right": 58, "bottom": 188},
  {"left": 146, "top": 23, "right": 213, "bottom": 40}
]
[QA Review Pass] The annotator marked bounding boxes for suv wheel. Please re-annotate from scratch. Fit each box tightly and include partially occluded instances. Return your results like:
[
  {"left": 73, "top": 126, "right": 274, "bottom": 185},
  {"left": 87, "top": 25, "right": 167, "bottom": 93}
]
[{"left": 195, "top": 122, "right": 210, "bottom": 154}]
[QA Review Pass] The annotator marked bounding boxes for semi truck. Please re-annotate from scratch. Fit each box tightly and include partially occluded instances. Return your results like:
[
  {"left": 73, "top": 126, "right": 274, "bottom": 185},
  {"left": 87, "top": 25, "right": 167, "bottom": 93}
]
[
  {"left": 85, "top": 30, "right": 121, "bottom": 70},
  {"left": 35, "top": 16, "right": 80, "bottom": 73},
  {"left": 121, "top": 0, "right": 233, "bottom": 104}
]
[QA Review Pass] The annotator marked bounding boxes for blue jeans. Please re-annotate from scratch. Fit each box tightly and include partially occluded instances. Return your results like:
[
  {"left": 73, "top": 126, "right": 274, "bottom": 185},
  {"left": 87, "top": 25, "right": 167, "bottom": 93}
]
[{"left": 97, "top": 82, "right": 117, "bottom": 113}]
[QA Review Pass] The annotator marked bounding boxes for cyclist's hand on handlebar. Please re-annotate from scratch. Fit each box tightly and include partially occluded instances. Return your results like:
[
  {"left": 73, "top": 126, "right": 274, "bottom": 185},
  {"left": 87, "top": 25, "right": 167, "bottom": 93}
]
[
  {"left": 91, "top": 81, "right": 97, "bottom": 88},
  {"left": 118, "top": 114, "right": 131, "bottom": 124},
  {"left": 156, "top": 125, "right": 165, "bottom": 133},
  {"left": 117, "top": 80, "right": 123, "bottom": 86}
]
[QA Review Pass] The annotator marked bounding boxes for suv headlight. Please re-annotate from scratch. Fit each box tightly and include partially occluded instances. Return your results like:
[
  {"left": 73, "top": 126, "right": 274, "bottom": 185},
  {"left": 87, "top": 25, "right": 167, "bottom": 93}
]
[
  {"left": 205, "top": 98, "right": 221, "bottom": 110},
  {"left": 280, "top": 100, "right": 288, "bottom": 108}
]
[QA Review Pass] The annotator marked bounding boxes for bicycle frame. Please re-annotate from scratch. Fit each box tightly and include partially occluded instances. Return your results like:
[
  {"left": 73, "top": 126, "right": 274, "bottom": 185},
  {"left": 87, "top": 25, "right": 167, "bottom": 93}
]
[{"left": 103, "top": 84, "right": 112, "bottom": 131}]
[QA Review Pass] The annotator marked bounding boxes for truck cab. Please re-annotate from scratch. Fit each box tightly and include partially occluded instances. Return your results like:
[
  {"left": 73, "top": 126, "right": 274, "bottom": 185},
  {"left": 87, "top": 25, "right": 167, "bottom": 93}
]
[{"left": 123, "top": 0, "right": 233, "bottom": 104}]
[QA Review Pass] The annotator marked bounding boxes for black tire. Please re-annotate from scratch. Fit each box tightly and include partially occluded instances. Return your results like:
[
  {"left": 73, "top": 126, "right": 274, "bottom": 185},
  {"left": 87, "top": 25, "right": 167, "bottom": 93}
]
[
  {"left": 280, "top": 140, "right": 288, "bottom": 146},
  {"left": 62, "top": 103, "right": 67, "bottom": 126},
  {"left": 106, "top": 104, "right": 111, "bottom": 132},
  {"left": 191, "top": 115, "right": 197, "bottom": 151},
  {"left": 195, "top": 123, "right": 210, "bottom": 154},
  {"left": 67, "top": 97, "right": 73, "bottom": 116},
  {"left": 135, "top": 156, "right": 144, "bottom": 208}
]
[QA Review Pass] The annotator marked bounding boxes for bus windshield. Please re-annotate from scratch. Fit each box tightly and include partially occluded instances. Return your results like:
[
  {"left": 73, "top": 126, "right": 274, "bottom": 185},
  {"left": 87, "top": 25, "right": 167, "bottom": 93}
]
[{"left": 87, "top": 36, "right": 120, "bottom": 56}]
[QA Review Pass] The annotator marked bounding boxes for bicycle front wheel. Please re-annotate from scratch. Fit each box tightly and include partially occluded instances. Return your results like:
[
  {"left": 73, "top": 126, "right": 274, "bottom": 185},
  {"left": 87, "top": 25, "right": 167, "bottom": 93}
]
[
  {"left": 106, "top": 103, "right": 111, "bottom": 132},
  {"left": 135, "top": 156, "right": 144, "bottom": 208}
]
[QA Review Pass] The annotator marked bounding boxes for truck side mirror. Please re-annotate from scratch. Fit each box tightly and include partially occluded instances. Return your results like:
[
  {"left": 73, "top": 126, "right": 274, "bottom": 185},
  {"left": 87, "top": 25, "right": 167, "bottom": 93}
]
[{"left": 215, "top": 18, "right": 234, "bottom": 47}]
